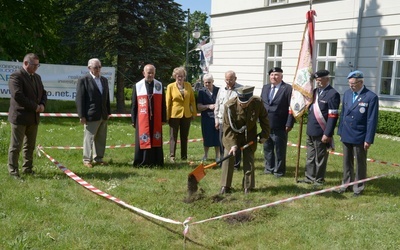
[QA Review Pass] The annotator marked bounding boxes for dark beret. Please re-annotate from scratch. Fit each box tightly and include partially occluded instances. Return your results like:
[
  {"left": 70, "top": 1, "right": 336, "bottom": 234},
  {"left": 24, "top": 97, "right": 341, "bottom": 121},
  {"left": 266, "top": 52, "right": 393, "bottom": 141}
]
[
  {"left": 313, "top": 70, "right": 330, "bottom": 79},
  {"left": 268, "top": 67, "right": 283, "bottom": 75}
]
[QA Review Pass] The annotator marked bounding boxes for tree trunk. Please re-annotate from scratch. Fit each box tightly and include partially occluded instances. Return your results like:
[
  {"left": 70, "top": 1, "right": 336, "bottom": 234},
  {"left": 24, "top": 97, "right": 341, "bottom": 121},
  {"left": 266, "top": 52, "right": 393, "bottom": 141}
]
[{"left": 116, "top": 55, "right": 127, "bottom": 113}]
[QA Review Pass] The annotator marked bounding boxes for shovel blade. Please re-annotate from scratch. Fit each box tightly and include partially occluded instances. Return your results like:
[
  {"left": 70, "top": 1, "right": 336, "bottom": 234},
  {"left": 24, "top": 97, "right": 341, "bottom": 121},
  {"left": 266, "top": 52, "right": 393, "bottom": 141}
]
[{"left": 188, "top": 163, "right": 206, "bottom": 182}]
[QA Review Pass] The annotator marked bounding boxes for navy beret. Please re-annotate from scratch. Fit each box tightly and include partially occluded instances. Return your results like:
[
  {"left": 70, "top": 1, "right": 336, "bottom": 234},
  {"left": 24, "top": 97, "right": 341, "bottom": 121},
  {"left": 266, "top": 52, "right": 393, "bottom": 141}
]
[
  {"left": 347, "top": 70, "right": 364, "bottom": 79},
  {"left": 268, "top": 67, "right": 283, "bottom": 75},
  {"left": 313, "top": 70, "right": 330, "bottom": 79}
]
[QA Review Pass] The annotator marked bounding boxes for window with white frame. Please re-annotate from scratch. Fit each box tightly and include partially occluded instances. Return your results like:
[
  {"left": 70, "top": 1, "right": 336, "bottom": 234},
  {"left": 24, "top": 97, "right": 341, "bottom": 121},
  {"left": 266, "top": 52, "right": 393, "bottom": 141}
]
[
  {"left": 265, "top": 43, "right": 282, "bottom": 83},
  {"left": 380, "top": 38, "right": 400, "bottom": 96},
  {"left": 316, "top": 41, "right": 337, "bottom": 86},
  {"left": 266, "top": 0, "right": 287, "bottom": 6}
]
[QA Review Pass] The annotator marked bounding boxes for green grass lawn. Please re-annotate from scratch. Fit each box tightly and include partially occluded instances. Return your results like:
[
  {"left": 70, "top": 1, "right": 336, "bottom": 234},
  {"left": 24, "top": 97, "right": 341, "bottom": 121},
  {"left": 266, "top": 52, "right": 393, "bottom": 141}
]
[{"left": 0, "top": 100, "right": 400, "bottom": 249}]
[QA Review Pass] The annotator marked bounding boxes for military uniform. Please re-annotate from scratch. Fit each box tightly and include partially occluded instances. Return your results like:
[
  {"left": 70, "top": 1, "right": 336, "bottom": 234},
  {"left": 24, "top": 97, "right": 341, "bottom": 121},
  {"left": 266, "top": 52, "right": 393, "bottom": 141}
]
[
  {"left": 220, "top": 87, "right": 270, "bottom": 193},
  {"left": 337, "top": 70, "right": 379, "bottom": 195},
  {"left": 305, "top": 84, "right": 340, "bottom": 182}
]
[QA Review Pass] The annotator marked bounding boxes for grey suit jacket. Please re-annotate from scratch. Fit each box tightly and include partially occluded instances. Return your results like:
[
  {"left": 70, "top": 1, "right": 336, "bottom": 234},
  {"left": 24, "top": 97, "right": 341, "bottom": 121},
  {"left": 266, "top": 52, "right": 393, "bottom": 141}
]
[{"left": 8, "top": 68, "right": 47, "bottom": 125}]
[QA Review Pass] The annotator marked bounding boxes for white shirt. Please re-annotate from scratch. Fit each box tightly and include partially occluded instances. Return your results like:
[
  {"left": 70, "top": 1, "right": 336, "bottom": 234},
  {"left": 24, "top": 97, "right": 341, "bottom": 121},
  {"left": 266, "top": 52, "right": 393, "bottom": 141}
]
[{"left": 90, "top": 72, "right": 103, "bottom": 94}]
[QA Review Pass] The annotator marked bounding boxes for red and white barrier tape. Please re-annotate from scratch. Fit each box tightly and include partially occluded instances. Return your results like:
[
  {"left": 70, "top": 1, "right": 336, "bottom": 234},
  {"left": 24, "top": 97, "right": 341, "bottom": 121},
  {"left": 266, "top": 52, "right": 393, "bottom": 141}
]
[
  {"left": 188, "top": 169, "right": 400, "bottom": 228},
  {"left": 287, "top": 141, "right": 400, "bottom": 167},
  {"left": 36, "top": 143, "right": 400, "bottom": 238},
  {"left": 36, "top": 145, "right": 189, "bottom": 233},
  {"left": 40, "top": 138, "right": 204, "bottom": 149},
  {"left": 41, "top": 139, "right": 400, "bottom": 168}
]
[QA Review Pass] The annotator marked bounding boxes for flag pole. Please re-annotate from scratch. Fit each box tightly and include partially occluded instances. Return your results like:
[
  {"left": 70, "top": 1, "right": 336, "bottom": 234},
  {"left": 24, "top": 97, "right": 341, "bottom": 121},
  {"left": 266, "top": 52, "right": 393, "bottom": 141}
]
[
  {"left": 295, "top": 117, "right": 303, "bottom": 182},
  {"left": 293, "top": 7, "right": 316, "bottom": 182}
]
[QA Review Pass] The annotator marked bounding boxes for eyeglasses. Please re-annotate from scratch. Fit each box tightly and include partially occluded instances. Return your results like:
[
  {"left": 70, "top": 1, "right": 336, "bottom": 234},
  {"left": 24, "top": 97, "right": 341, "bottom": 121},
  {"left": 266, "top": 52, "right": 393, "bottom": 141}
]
[
  {"left": 29, "top": 62, "right": 40, "bottom": 68},
  {"left": 91, "top": 66, "right": 102, "bottom": 69},
  {"left": 348, "top": 80, "right": 361, "bottom": 85}
]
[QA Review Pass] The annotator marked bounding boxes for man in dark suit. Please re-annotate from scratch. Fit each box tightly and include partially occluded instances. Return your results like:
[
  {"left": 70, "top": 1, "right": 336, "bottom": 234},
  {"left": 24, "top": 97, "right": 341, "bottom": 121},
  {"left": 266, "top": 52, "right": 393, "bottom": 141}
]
[
  {"left": 76, "top": 58, "right": 111, "bottom": 168},
  {"left": 298, "top": 70, "right": 340, "bottom": 185},
  {"left": 336, "top": 70, "right": 379, "bottom": 196},
  {"left": 8, "top": 53, "right": 47, "bottom": 178},
  {"left": 260, "top": 67, "right": 294, "bottom": 177}
]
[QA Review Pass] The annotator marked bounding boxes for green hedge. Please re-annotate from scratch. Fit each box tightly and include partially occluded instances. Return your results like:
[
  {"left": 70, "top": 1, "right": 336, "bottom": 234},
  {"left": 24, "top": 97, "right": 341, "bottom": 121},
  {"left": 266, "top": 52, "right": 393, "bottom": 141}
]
[
  {"left": 299, "top": 109, "right": 400, "bottom": 137},
  {"left": 377, "top": 110, "right": 400, "bottom": 137}
]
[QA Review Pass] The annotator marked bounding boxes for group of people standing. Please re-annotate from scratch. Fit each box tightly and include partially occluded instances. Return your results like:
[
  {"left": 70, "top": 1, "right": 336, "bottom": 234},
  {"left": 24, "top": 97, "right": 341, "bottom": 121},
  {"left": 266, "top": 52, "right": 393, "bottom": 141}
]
[
  {"left": 7, "top": 53, "right": 379, "bottom": 198},
  {"left": 127, "top": 65, "right": 379, "bottom": 196}
]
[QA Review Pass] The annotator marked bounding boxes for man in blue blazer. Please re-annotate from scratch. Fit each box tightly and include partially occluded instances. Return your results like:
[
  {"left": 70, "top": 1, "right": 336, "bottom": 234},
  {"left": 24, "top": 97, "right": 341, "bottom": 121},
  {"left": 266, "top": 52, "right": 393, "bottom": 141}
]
[
  {"left": 337, "top": 70, "right": 379, "bottom": 196},
  {"left": 299, "top": 70, "right": 340, "bottom": 185},
  {"left": 76, "top": 58, "right": 111, "bottom": 168},
  {"left": 260, "top": 67, "right": 294, "bottom": 177}
]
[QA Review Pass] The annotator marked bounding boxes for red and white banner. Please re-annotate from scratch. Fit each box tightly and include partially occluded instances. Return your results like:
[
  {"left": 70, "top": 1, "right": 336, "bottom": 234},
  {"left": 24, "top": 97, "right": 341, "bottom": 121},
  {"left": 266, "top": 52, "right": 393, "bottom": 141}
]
[
  {"left": 290, "top": 10, "right": 316, "bottom": 118},
  {"left": 200, "top": 41, "right": 213, "bottom": 72}
]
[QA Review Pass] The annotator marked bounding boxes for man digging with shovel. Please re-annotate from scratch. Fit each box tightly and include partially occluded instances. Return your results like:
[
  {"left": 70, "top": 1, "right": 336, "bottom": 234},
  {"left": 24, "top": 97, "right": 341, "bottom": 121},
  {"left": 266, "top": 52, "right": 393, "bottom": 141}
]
[{"left": 220, "top": 86, "right": 270, "bottom": 194}]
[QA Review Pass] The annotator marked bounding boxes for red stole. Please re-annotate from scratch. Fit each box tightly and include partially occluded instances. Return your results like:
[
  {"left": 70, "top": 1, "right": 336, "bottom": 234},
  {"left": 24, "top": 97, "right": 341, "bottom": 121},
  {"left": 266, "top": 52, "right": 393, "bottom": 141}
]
[{"left": 136, "top": 79, "right": 163, "bottom": 149}]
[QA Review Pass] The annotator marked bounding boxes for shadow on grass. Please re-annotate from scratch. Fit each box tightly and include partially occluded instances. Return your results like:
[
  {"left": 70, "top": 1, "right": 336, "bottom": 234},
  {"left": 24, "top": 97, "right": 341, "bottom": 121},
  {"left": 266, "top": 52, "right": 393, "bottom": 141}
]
[
  {"left": 368, "top": 175, "right": 400, "bottom": 196},
  {"left": 120, "top": 207, "right": 208, "bottom": 249},
  {"left": 34, "top": 169, "right": 138, "bottom": 182}
]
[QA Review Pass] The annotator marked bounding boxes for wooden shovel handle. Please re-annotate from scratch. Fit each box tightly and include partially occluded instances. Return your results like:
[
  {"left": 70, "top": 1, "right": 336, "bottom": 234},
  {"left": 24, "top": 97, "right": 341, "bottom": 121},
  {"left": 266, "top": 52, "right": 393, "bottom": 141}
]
[{"left": 203, "top": 140, "right": 255, "bottom": 169}]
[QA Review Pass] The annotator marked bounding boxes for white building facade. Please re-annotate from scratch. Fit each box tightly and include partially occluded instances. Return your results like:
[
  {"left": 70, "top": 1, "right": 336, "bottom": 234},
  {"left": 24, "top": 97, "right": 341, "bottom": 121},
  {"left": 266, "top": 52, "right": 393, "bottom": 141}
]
[{"left": 209, "top": 0, "right": 400, "bottom": 107}]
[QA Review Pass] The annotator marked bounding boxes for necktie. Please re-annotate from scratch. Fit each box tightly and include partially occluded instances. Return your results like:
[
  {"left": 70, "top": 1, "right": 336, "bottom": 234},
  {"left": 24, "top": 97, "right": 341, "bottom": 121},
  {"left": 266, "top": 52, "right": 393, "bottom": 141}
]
[
  {"left": 30, "top": 74, "right": 38, "bottom": 95},
  {"left": 352, "top": 92, "right": 358, "bottom": 103},
  {"left": 269, "top": 86, "right": 275, "bottom": 104}
]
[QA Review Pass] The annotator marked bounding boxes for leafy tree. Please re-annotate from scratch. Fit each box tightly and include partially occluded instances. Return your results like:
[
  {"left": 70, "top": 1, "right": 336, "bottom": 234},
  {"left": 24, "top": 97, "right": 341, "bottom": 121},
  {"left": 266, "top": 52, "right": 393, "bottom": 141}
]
[
  {"left": 0, "top": 0, "right": 63, "bottom": 62},
  {"left": 185, "top": 10, "right": 210, "bottom": 84},
  {"left": 0, "top": 0, "right": 210, "bottom": 112},
  {"left": 60, "top": 0, "right": 187, "bottom": 112}
]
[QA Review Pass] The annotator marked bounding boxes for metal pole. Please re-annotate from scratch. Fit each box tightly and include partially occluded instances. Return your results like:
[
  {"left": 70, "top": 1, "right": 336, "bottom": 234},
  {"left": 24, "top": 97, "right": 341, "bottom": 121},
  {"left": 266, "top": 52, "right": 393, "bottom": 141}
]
[{"left": 185, "top": 8, "right": 190, "bottom": 81}]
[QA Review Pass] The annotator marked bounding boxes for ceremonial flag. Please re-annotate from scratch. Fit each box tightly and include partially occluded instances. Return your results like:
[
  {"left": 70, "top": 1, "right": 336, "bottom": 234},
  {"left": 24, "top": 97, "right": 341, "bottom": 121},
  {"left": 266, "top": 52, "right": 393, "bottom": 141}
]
[
  {"left": 200, "top": 41, "right": 213, "bottom": 73},
  {"left": 290, "top": 10, "right": 317, "bottom": 118}
]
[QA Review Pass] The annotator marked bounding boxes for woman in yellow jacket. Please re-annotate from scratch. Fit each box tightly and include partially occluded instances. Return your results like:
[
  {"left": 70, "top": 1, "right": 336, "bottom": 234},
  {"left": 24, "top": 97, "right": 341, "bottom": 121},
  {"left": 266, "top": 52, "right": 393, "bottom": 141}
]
[{"left": 166, "top": 67, "right": 197, "bottom": 162}]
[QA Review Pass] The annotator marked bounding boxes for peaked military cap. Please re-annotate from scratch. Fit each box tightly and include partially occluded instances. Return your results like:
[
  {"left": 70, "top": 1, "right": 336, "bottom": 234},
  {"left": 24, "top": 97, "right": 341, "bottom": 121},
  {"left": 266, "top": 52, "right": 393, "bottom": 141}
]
[{"left": 236, "top": 85, "right": 255, "bottom": 103}]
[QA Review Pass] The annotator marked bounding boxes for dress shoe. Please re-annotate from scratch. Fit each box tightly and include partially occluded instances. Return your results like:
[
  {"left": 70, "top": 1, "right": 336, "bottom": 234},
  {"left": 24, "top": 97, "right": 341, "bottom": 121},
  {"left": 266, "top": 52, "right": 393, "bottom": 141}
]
[
  {"left": 314, "top": 180, "right": 324, "bottom": 186},
  {"left": 219, "top": 186, "right": 231, "bottom": 195},
  {"left": 297, "top": 179, "right": 314, "bottom": 184},
  {"left": 10, "top": 174, "right": 21, "bottom": 180},
  {"left": 94, "top": 161, "right": 108, "bottom": 166},
  {"left": 352, "top": 192, "right": 362, "bottom": 198},
  {"left": 22, "top": 169, "right": 35, "bottom": 175},
  {"left": 84, "top": 162, "right": 93, "bottom": 168},
  {"left": 263, "top": 170, "right": 273, "bottom": 175},
  {"left": 244, "top": 188, "right": 253, "bottom": 194},
  {"left": 333, "top": 188, "right": 347, "bottom": 194}
]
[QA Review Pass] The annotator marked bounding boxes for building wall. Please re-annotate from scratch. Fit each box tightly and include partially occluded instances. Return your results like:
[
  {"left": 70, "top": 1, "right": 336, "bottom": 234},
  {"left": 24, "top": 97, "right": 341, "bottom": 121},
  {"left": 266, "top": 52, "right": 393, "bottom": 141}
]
[{"left": 209, "top": 0, "right": 400, "bottom": 107}]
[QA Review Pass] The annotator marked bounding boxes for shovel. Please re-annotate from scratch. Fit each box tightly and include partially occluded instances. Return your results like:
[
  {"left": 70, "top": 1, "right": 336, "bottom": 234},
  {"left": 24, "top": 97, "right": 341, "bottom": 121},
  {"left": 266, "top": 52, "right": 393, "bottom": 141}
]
[{"left": 187, "top": 140, "right": 255, "bottom": 196}]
